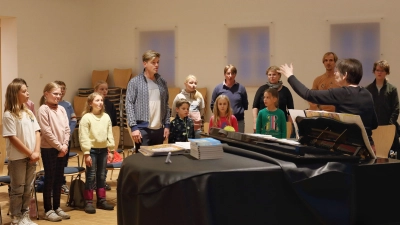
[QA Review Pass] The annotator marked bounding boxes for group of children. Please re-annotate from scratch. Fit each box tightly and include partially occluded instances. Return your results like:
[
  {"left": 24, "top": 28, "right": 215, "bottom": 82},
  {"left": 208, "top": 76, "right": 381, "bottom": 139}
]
[
  {"left": 169, "top": 74, "right": 284, "bottom": 143},
  {"left": 2, "top": 79, "right": 118, "bottom": 224},
  {"left": 2, "top": 72, "right": 282, "bottom": 224}
]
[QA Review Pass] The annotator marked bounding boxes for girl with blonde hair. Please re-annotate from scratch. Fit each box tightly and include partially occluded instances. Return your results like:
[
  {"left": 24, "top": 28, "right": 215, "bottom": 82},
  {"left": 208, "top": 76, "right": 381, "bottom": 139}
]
[
  {"left": 37, "top": 82, "right": 71, "bottom": 221},
  {"left": 171, "top": 75, "right": 205, "bottom": 138},
  {"left": 79, "top": 92, "right": 115, "bottom": 214},
  {"left": 209, "top": 95, "right": 238, "bottom": 132},
  {"left": 3, "top": 80, "right": 40, "bottom": 225}
]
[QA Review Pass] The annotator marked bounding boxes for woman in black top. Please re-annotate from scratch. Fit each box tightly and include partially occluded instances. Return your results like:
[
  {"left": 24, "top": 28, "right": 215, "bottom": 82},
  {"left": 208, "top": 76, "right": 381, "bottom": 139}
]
[
  {"left": 279, "top": 58, "right": 378, "bottom": 153},
  {"left": 252, "top": 66, "right": 294, "bottom": 132}
]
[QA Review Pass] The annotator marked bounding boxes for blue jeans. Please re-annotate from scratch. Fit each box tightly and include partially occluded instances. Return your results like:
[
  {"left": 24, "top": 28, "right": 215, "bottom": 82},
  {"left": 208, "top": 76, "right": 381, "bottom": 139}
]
[
  {"left": 85, "top": 148, "right": 108, "bottom": 190},
  {"left": 8, "top": 158, "right": 36, "bottom": 217}
]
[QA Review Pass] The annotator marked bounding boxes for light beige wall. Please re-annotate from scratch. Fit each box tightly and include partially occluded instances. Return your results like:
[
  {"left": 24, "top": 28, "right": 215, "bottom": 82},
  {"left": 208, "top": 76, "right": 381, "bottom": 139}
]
[
  {"left": 0, "top": 0, "right": 93, "bottom": 108},
  {"left": 91, "top": 0, "right": 400, "bottom": 133},
  {"left": 1, "top": 0, "right": 400, "bottom": 134}
]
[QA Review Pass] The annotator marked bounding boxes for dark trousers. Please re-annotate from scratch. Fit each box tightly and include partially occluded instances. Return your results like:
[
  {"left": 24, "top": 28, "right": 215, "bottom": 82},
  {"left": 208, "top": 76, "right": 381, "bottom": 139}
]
[
  {"left": 41, "top": 148, "right": 64, "bottom": 212},
  {"left": 134, "top": 128, "right": 164, "bottom": 152},
  {"left": 85, "top": 148, "right": 108, "bottom": 190}
]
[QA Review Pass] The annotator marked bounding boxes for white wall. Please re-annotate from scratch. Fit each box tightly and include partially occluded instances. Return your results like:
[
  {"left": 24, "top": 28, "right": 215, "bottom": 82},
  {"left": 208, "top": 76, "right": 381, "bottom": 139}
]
[
  {"left": 0, "top": 0, "right": 93, "bottom": 107},
  {"left": 91, "top": 0, "right": 400, "bottom": 133},
  {"left": 1, "top": 0, "right": 400, "bottom": 133}
]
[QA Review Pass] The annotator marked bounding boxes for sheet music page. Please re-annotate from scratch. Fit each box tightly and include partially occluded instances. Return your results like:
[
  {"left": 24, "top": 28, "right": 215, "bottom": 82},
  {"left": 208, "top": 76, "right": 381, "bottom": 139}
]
[
  {"left": 174, "top": 142, "right": 191, "bottom": 149},
  {"left": 288, "top": 109, "right": 306, "bottom": 139}
]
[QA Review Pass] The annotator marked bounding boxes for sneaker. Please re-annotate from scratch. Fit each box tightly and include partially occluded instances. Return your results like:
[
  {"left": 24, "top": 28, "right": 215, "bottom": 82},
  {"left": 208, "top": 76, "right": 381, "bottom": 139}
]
[
  {"left": 11, "top": 216, "right": 20, "bottom": 225},
  {"left": 44, "top": 210, "right": 62, "bottom": 222},
  {"left": 97, "top": 199, "right": 114, "bottom": 210},
  {"left": 105, "top": 183, "right": 111, "bottom": 191},
  {"left": 84, "top": 203, "right": 96, "bottom": 214},
  {"left": 20, "top": 212, "right": 38, "bottom": 225},
  {"left": 55, "top": 208, "right": 70, "bottom": 219},
  {"left": 61, "top": 184, "right": 70, "bottom": 194}
]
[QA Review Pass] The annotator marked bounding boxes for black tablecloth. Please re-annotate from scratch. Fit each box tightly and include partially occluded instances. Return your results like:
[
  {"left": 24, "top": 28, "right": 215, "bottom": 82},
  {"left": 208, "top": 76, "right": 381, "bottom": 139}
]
[
  {"left": 117, "top": 150, "right": 322, "bottom": 225},
  {"left": 117, "top": 145, "right": 400, "bottom": 225}
]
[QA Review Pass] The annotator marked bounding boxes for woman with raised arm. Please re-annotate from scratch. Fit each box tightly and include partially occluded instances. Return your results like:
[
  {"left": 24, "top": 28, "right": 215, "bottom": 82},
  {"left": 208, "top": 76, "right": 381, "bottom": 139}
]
[{"left": 279, "top": 59, "right": 378, "bottom": 152}]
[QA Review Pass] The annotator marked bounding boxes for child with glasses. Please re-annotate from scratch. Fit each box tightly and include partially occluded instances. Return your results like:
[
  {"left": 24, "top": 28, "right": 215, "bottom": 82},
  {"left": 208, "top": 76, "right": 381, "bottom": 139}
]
[{"left": 37, "top": 82, "right": 71, "bottom": 222}]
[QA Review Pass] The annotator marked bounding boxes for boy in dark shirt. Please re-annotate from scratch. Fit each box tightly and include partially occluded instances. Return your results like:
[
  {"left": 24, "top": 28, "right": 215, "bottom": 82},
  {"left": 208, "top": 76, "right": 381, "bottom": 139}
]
[{"left": 169, "top": 99, "right": 195, "bottom": 143}]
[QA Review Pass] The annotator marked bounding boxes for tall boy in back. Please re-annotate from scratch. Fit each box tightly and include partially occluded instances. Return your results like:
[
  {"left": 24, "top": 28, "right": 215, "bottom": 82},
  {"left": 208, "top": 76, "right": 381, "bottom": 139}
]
[
  {"left": 256, "top": 88, "right": 287, "bottom": 138},
  {"left": 169, "top": 99, "right": 195, "bottom": 143}
]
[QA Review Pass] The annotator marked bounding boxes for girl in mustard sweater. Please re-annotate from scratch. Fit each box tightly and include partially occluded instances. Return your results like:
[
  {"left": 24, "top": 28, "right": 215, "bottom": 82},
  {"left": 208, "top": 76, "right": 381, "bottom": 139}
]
[{"left": 79, "top": 92, "right": 115, "bottom": 214}]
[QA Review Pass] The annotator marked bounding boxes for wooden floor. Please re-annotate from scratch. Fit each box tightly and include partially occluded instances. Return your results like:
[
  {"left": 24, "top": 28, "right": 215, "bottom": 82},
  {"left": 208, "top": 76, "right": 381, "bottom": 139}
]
[{"left": 0, "top": 147, "right": 123, "bottom": 225}]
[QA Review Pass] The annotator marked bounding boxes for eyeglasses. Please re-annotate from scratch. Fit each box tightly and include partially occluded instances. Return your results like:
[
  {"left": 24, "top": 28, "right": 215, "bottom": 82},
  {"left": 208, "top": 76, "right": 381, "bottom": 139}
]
[
  {"left": 60, "top": 87, "right": 67, "bottom": 90},
  {"left": 52, "top": 92, "right": 62, "bottom": 96}
]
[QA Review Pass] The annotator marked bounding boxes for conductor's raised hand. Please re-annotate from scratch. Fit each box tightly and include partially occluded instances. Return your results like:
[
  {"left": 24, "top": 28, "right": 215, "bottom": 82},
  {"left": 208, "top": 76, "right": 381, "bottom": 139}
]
[{"left": 278, "top": 63, "right": 294, "bottom": 79}]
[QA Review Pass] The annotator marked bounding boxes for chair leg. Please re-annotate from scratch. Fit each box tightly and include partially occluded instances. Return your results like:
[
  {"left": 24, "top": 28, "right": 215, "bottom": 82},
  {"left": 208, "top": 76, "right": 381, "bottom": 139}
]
[
  {"left": 110, "top": 170, "right": 114, "bottom": 181},
  {"left": 34, "top": 183, "right": 39, "bottom": 220}
]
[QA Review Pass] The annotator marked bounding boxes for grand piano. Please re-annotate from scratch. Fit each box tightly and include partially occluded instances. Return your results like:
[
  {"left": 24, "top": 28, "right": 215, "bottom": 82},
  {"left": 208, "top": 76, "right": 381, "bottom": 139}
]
[{"left": 117, "top": 117, "right": 400, "bottom": 225}]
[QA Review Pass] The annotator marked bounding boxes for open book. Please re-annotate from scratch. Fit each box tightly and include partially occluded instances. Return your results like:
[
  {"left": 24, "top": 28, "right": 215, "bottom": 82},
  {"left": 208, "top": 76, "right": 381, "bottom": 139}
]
[{"left": 139, "top": 144, "right": 186, "bottom": 156}]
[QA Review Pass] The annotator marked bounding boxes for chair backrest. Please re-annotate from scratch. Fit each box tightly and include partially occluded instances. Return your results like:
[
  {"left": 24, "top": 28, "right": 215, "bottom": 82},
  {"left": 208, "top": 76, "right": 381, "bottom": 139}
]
[
  {"left": 112, "top": 126, "right": 120, "bottom": 147},
  {"left": 73, "top": 96, "right": 88, "bottom": 119},
  {"left": 126, "top": 122, "right": 135, "bottom": 148},
  {"left": 372, "top": 125, "right": 396, "bottom": 158},
  {"left": 168, "top": 87, "right": 181, "bottom": 109},
  {"left": 197, "top": 87, "right": 207, "bottom": 115},
  {"left": 286, "top": 122, "right": 293, "bottom": 139},
  {"left": 92, "top": 70, "right": 109, "bottom": 88},
  {"left": 113, "top": 68, "right": 132, "bottom": 89}
]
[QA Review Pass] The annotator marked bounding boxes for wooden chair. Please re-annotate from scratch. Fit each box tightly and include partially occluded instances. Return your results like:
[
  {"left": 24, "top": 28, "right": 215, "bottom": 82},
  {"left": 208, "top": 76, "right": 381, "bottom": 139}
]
[
  {"left": 372, "top": 125, "right": 396, "bottom": 158},
  {"left": 286, "top": 122, "right": 293, "bottom": 139},
  {"left": 73, "top": 96, "right": 88, "bottom": 149},
  {"left": 113, "top": 68, "right": 132, "bottom": 89},
  {"left": 197, "top": 87, "right": 207, "bottom": 116},
  {"left": 68, "top": 152, "right": 80, "bottom": 166},
  {"left": 92, "top": 70, "right": 109, "bottom": 88},
  {"left": 73, "top": 96, "right": 87, "bottom": 119},
  {"left": 168, "top": 87, "right": 181, "bottom": 110}
]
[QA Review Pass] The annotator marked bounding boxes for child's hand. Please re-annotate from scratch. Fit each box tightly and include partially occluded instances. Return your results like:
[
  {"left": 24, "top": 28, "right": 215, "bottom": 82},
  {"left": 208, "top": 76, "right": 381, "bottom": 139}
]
[
  {"left": 108, "top": 152, "right": 114, "bottom": 162},
  {"left": 29, "top": 152, "right": 40, "bottom": 163},
  {"left": 85, "top": 155, "right": 92, "bottom": 167},
  {"left": 57, "top": 151, "right": 66, "bottom": 158}
]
